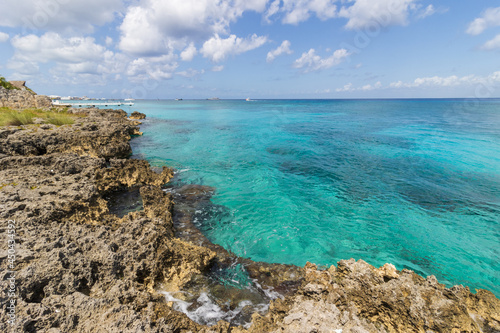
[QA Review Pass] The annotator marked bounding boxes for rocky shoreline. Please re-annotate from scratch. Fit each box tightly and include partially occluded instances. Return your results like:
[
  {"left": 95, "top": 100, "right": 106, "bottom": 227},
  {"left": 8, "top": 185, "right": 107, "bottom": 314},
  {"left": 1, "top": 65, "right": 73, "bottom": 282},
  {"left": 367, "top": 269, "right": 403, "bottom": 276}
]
[{"left": 0, "top": 107, "right": 499, "bottom": 332}]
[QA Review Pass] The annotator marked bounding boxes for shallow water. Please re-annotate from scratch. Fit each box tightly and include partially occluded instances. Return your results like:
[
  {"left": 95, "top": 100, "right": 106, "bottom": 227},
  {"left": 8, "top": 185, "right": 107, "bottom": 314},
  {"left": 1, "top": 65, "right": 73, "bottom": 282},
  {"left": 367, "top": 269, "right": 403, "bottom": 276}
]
[{"left": 130, "top": 99, "right": 500, "bottom": 297}]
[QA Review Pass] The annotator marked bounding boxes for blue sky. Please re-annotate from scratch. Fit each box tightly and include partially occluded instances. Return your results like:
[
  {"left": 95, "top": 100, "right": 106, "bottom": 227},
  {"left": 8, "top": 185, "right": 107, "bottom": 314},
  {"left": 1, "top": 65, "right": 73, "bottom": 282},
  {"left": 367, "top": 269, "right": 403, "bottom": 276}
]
[{"left": 0, "top": 0, "right": 499, "bottom": 99}]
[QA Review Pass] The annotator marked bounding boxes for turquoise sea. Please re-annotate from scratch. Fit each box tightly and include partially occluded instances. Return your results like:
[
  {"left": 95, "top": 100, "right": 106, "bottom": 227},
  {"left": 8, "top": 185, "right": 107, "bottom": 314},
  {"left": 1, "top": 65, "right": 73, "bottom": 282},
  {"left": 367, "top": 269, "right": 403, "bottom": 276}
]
[{"left": 129, "top": 99, "right": 500, "bottom": 296}]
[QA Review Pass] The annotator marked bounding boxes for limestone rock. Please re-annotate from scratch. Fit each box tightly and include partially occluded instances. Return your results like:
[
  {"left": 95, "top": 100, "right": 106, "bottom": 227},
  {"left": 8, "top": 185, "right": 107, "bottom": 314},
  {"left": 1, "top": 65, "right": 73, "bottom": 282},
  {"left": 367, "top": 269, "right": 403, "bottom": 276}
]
[
  {"left": 0, "top": 86, "right": 52, "bottom": 109},
  {"left": 244, "top": 259, "right": 500, "bottom": 333},
  {"left": 0, "top": 108, "right": 138, "bottom": 159},
  {"left": 130, "top": 111, "right": 146, "bottom": 119}
]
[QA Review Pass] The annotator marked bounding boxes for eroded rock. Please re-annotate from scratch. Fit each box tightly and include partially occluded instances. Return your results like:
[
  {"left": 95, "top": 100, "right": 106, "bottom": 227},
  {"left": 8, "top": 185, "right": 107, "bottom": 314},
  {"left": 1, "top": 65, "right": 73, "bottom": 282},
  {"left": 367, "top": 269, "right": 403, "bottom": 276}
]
[
  {"left": 130, "top": 111, "right": 146, "bottom": 120},
  {"left": 0, "top": 104, "right": 499, "bottom": 333}
]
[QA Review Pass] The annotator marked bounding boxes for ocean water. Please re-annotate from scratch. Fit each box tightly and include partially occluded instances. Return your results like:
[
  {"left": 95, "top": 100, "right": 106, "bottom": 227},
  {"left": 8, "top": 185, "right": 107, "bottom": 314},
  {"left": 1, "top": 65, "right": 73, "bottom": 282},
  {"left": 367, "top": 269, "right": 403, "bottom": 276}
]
[{"left": 129, "top": 99, "right": 500, "bottom": 297}]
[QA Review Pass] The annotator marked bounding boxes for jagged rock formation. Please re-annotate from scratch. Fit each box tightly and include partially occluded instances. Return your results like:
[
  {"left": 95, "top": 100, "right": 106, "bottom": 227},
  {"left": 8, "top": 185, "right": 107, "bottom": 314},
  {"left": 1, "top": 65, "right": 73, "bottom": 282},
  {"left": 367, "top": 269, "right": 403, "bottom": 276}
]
[
  {"left": 0, "top": 85, "right": 52, "bottom": 109},
  {"left": 0, "top": 108, "right": 220, "bottom": 332},
  {"left": 0, "top": 106, "right": 498, "bottom": 333},
  {"left": 130, "top": 111, "right": 146, "bottom": 120},
  {"left": 241, "top": 261, "right": 500, "bottom": 333}
]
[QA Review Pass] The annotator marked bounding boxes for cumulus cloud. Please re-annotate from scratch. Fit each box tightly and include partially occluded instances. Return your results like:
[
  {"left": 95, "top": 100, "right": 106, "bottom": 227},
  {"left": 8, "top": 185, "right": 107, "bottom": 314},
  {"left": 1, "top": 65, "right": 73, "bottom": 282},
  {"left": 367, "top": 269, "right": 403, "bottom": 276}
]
[
  {"left": 466, "top": 7, "right": 500, "bottom": 35},
  {"left": 293, "top": 48, "right": 350, "bottom": 72},
  {"left": 180, "top": 43, "right": 197, "bottom": 62},
  {"left": 282, "top": 0, "right": 337, "bottom": 24},
  {"left": 265, "top": 0, "right": 337, "bottom": 25},
  {"left": 8, "top": 32, "right": 126, "bottom": 81},
  {"left": 11, "top": 33, "right": 107, "bottom": 64},
  {"left": 119, "top": 0, "right": 268, "bottom": 56},
  {"left": 0, "top": 32, "right": 9, "bottom": 42},
  {"left": 339, "top": 0, "right": 417, "bottom": 30},
  {"left": 267, "top": 40, "right": 293, "bottom": 62},
  {"left": 126, "top": 54, "right": 178, "bottom": 81},
  {"left": 0, "top": 0, "right": 122, "bottom": 34},
  {"left": 482, "top": 34, "right": 500, "bottom": 50},
  {"left": 201, "top": 34, "right": 268, "bottom": 62}
]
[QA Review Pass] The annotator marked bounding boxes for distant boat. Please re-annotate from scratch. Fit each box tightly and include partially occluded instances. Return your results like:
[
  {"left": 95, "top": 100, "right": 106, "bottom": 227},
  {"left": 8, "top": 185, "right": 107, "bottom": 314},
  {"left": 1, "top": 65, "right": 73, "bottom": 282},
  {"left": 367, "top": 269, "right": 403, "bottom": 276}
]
[
  {"left": 124, "top": 98, "right": 135, "bottom": 101},
  {"left": 246, "top": 98, "right": 251, "bottom": 101},
  {"left": 175, "top": 98, "right": 183, "bottom": 101},
  {"left": 207, "top": 97, "right": 220, "bottom": 100}
]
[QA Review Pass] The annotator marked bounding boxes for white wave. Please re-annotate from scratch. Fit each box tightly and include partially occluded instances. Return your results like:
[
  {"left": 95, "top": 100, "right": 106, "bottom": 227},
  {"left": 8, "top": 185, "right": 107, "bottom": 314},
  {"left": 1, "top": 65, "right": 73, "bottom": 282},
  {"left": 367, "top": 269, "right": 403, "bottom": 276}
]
[{"left": 161, "top": 291, "right": 254, "bottom": 327}]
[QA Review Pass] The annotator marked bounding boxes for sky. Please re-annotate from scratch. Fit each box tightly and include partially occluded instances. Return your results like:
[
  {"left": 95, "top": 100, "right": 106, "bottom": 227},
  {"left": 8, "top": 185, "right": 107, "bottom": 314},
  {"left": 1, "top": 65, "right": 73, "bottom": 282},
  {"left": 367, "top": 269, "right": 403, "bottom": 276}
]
[{"left": 0, "top": 0, "right": 499, "bottom": 99}]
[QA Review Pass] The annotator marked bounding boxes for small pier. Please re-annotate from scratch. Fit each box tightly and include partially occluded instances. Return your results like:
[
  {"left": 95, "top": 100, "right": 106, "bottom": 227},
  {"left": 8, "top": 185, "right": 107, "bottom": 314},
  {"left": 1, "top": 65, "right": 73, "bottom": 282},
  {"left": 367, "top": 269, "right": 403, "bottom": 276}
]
[{"left": 52, "top": 101, "right": 134, "bottom": 107}]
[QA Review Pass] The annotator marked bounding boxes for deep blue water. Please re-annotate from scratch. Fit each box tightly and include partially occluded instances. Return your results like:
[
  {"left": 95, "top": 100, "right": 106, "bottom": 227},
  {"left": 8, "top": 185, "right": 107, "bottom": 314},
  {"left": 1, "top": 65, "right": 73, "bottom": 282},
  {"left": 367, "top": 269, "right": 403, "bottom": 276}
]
[{"left": 129, "top": 99, "right": 500, "bottom": 296}]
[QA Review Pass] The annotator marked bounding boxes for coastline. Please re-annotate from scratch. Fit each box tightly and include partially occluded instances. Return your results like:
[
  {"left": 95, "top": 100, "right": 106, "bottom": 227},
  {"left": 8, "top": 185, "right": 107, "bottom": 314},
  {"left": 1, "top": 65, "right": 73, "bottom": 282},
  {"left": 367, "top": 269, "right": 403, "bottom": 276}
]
[{"left": 0, "top": 106, "right": 499, "bottom": 332}]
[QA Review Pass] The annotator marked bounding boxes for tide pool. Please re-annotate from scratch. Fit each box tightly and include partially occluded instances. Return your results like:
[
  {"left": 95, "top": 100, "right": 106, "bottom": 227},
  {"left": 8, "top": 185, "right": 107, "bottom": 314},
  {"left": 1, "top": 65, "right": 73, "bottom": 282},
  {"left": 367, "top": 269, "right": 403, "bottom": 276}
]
[{"left": 129, "top": 99, "right": 500, "bottom": 296}]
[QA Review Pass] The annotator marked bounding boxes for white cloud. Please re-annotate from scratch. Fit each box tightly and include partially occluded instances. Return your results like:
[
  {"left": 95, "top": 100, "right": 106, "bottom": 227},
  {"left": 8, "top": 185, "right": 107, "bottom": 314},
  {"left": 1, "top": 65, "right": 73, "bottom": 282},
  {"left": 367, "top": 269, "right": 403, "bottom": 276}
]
[
  {"left": 11, "top": 33, "right": 107, "bottom": 64},
  {"left": 402, "top": 75, "right": 475, "bottom": 88},
  {"left": 416, "top": 5, "right": 434, "bottom": 19},
  {"left": 293, "top": 48, "right": 350, "bottom": 72},
  {"left": 176, "top": 68, "right": 205, "bottom": 78},
  {"left": 266, "top": 0, "right": 337, "bottom": 25},
  {"left": 267, "top": 40, "right": 293, "bottom": 62},
  {"left": 180, "top": 43, "right": 197, "bottom": 61},
  {"left": 361, "top": 81, "right": 382, "bottom": 90},
  {"left": 417, "top": 4, "right": 448, "bottom": 20},
  {"left": 126, "top": 54, "right": 178, "bottom": 82},
  {"left": 105, "top": 37, "right": 113, "bottom": 47},
  {"left": 0, "top": 0, "right": 122, "bottom": 34},
  {"left": 8, "top": 32, "right": 126, "bottom": 81},
  {"left": 336, "top": 83, "right": 353, "bottom": 92},
  {"left": 339, "top": 0, "right": 417, "bottom": 30},
  {"left": 482, "top": 34, "right": 500, "bottom": 50},
  {"left": 201, "top": 34, "right": 268, "bottom": 62},
  {"left": 0, "top": 32, "right": 9, "bottom": 42},
  {"left": 337, "top": 72, "right": 500, "bottom": 93},
  {"left": 118, "top": 6, "right": 168, "bottom": 56},
  {"left": 466, "top": 7, "right": 500, "bottom": 35},
  {"left": 336, "top": 81, "right": 381, "bottom": 92},
  {"left": 389, "top": 72, "right": 500, "bottom": 89},
  {"left": 119, "top": 0, "right": 268, "bottom": 56},
  {"left": 264, "top": 0, "right": 281, "bottom": 23},
  {"left": 211, "top": 65, "right": 224, "bottom": 72}
]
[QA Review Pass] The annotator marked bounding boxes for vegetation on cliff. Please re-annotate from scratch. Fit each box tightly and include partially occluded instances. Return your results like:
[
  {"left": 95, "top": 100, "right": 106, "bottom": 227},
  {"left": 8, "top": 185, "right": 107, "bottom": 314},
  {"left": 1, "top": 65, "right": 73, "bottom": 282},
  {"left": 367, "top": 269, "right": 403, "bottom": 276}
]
[
  {"left": 0, "top": 107, "right": 76, "bottom": 126},
  {"left": 0, "top": 76, "right": 20, "bottom": 90},
  {"left": 0, "top": 76, "right": 19, "bottom": 90}
]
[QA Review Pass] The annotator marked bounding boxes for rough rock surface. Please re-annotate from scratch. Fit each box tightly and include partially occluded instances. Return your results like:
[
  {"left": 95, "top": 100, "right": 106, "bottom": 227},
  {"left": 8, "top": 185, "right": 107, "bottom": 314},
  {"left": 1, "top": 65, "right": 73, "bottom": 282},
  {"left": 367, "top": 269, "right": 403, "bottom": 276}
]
[
  {"left": 0, "top": 108, "right": 137, "bottom": 159},
  {"left": 241, "top": 261, "right": 500, "bottom": 333},
  {"left": 0, "top": 86, "right": 52, "bottom": 109},
  {"left": 0, "top": 108, "right": 221, "bottom": 332},
  {"left": 130, "top": 111, "right": 146, "bottom": 120},
  {"left": 0, "top": 106, "right": 499, "bottom": 333}
]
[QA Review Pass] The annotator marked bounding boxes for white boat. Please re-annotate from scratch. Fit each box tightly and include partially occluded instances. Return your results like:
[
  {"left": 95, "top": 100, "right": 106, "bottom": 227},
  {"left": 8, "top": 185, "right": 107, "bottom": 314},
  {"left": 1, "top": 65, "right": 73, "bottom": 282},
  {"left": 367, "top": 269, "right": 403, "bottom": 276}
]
[{"left": 207, "top": 97, "right": 220, "bottom": 100}]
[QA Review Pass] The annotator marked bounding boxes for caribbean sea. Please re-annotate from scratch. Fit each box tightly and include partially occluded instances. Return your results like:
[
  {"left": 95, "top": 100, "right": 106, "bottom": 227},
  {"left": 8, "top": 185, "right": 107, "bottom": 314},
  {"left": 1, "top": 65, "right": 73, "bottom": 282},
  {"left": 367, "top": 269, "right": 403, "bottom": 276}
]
[{"left": 129, "top": 99, "right": 500, "bottom": 296}]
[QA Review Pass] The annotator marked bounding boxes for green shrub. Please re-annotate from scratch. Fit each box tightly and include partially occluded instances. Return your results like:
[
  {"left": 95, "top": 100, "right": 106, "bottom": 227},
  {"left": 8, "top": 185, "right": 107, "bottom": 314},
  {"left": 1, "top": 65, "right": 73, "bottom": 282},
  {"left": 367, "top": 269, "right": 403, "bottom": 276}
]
[
  {"left": 0, "top": 110, "right": 35, "bottom": 126},
  {"left": 0, "top": 107, "right": 78, "bottom": 127},
  {"left": 0, "top": 76, "right": 19, "bottom": 90},
  {"left": 44, "top": 113, "right": 75, "bottom": 126}
]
